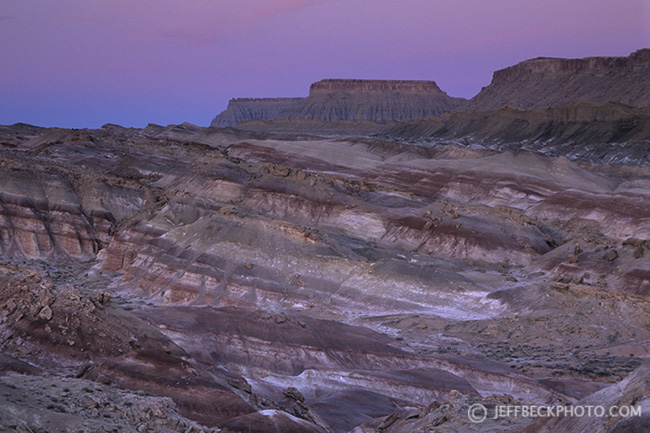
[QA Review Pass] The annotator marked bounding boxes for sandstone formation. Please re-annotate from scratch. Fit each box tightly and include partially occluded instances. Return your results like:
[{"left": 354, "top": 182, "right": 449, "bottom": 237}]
[
  {"left": 211, "top": 98, "right": 304, "bottom": 127},
  {"left": 212, "top": 53, "right": 650, "bottom": 167},
  {"left": 210, "top": 79, "right": 466, "bottom": 126},
  {"left": 464, "top": 49, "right": 650, "bottom": 111},
  {"left": 1, "top": 117, "right": 649, "bottom": 431}
]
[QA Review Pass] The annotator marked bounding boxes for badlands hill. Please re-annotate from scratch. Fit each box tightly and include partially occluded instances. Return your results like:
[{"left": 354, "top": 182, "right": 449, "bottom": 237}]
[
  {"left": 465, "top": 48, "right": 650, "bottom": 111},
  {"left": 1, "top": 120, "right": 650, "bottom": 432},
  {"left": 210, "top": 79, "right": 465, "bottom": 126}
]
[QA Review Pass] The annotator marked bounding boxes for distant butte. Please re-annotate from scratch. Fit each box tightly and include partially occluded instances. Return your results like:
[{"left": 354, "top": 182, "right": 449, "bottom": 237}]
[
  {"left": 278, "top": 79, "right": 465, "bottom": 123},
  {"left": 210, "top": 79, "right": 465, "bottom": 127},
  {"left": 307, "top": 79, "right": 448, "bottom": 94},
  {"left": 210, "top": 97, "right": 303, "bottom": 128},
  {"left": 211, "top": 49, "right": 650, "bottom": 127},
  {"left": 464, "top": 48, "right": 650, "bottom": 111}
]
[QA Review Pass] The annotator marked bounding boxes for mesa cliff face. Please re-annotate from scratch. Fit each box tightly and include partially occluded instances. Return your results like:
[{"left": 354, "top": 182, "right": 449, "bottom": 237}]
[
  {"left": 211, "top": 50, "right": 650, "bottom": 128},
  {"left": 307, "top": 79, "right": 446, "bottom": 95},
  {"left": 210, "top": 79, "right": 465, "bottom": 126},
  {"left": 465, "top": 49, "right": 650, "bottom": 111},
  {"left": 278, "top": 79, "right": 465, "bottom": 123},
  {"left": 210, "top": 97, "right": 304, "bottom": 127}
]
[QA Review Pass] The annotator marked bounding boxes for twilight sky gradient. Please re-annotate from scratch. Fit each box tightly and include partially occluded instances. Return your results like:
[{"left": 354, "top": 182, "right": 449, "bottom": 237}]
[{"left": 1, "top": 0, "right": 649, "bottom": 128}]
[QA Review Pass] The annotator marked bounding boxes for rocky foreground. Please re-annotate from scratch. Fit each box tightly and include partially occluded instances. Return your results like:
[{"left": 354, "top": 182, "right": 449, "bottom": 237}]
[{"left": 1, "top": 117, "right": 649, "bottom": 432}]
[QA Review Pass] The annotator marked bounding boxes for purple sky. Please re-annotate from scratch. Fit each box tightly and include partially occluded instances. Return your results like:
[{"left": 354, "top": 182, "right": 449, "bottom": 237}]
[{"left": 1, "top": 0, "right": 649, "bottom": 128}]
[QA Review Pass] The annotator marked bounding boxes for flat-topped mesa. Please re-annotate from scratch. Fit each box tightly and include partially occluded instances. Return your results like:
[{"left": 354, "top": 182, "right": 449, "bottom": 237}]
[
  {"left": 465, "top": 48, "right": 650, "bottom": 111},
  {"left": 493, "top": 48, "right": 650, "bottom": 82},
  {"left": 210, "top": 97, "right": 304, "bottom": 127},
  {"left": 211, "top": 79, "right": 466, "bottom": 126},
  {"left": 280, "top": 79, "right": 465, "bottom": 123},
  {"left": 308, "top": 79, "right": 445, "bottom": 95}
]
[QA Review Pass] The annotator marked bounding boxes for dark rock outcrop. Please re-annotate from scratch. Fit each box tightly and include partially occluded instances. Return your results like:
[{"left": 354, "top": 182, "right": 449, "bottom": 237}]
[
  {"left": 0, "top": 264, "right": 255, "bottom": 427},
  {"left": 464, "top": 49, "right": 650, "bottom": 111}
]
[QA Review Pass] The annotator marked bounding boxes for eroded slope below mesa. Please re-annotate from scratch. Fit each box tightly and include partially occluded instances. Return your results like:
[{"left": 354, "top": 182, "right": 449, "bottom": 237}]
[
  {"left": 235, "top": 101, "right": 650, "bottom": 166},
  {"left": 0, "top": 123, "right": 649, "bottom": 432}
]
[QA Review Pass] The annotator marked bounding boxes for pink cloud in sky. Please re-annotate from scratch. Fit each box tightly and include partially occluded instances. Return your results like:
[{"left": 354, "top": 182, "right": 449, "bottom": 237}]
[
  {"left": 0, "top": 0, "right": 648, "bottom": 127},
  {"left": 77, "top": 0, "right": 331, "bottom": 42}
]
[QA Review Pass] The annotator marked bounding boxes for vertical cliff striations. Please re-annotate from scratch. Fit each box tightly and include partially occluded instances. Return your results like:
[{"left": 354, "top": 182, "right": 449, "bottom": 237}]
[
  {"left": 210, "top": 79, "right": 466, "bottom": 127},
  {"left": 278, "top": 79, "right": 466, "bottom": 123},
  {"left": 464, "top": 48, "right": 650, "bottom": 111},
  {"left": 210, "top": 97, "right": 304, "bottom": 127}
]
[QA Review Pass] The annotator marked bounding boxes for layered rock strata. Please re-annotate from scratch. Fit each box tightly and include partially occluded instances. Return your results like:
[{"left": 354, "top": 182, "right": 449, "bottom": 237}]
[
  {"left": 212, "top": 50, "right": 650, "bottom": 130},
  {"left": 0, "top": 121, "right": 649, "bottom": 432},
  {"left": 465, "top": 49, "right": 650, "bottom": 111},
  {"left": 210, "top": 79, "right": 465, "bottom": 126},
  {"left": 381, "top": 101, "right": 650, "bottom": 165},
  {"left": 211, "top": 98, "right": 304, "bottom": 127},
  {"left": 278, "top": 79, "right": 465, "bottom": 123}
]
